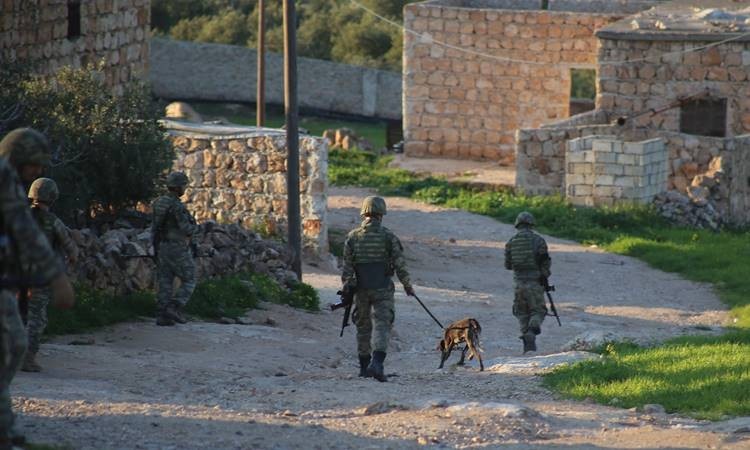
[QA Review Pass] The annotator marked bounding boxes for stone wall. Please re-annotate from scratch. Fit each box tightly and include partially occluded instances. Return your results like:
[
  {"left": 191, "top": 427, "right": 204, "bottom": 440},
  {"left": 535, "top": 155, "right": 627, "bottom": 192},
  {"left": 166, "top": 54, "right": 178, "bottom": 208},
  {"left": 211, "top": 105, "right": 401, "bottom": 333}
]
[
  {"left": 0, "top": 0, "right": 150, "bottom": 91},
  {"left": 565, "top": 135, "right": 667, "bottom": 206},
  {"left": 515, "top": 123, "right": 615, "bottom": 194},
  {"left": 149, "top": 38, "right": 402, "bottom": 120},
  {"left": 403, "top": 1, "right": 624, "bottom": 162},
  {"left": 725, "top": 135, "right": 750, "bottom": 225},
  {"left": 597, "top": 37, "right": 750, "bottom": 136},
  {"left": 163, "top": 121, "right": 328, "bottom": 257}
]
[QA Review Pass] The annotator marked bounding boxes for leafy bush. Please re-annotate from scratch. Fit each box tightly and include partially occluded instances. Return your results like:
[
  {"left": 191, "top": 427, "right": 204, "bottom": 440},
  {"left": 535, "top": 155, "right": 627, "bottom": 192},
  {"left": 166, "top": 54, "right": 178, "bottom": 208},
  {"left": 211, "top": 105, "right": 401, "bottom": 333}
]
[{"left": 0, "top": 64, "right": 174, "bottom": 221}]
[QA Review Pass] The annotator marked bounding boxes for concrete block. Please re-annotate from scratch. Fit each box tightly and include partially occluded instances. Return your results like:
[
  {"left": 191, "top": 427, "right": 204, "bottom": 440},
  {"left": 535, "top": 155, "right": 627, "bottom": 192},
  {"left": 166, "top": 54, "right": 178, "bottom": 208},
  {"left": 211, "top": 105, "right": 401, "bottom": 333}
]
[
  {"left": 592, "top": 140, "right": 613, "bottom": 152},
  {"left": 615, "top": 177, "right": 635, "bottom": 188},
  {"left": 594, "top": 151, "right": 617, "bottom": 163},
  {"left": 595, "top": 175, "right": 615, "bottom": 185},
  {"left": 568, "top": 162, "right": 593, "bottom": 175},
  {"left": 566, "top": 151, "right": 587, "bottom": 163},
  {"left": 573, "top": 185, "right": 593, "bottom": 196},
  {"left": 623, "top": 142, "right": 645, "bottom": 154},
  {"left": 565, "top": 174, "right": 586, "bottom": 185},
  {"left": 624, "top": 165, "right": 645, "bottom": 176},
  {"left": 617, "top": 153, "right": 637, "bottom": 165},
  {"left": 595, "top": 164, "right": 624, "bottom": 176}
]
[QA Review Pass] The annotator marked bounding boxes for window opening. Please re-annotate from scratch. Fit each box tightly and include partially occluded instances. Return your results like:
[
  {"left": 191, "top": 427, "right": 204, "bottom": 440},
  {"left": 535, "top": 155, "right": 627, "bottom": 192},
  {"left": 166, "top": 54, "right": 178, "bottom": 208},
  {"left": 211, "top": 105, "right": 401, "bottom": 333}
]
[
  {"left": 679, "top": 98, "right": 727, "bottom": 137},
  {"left": 570, "top": 68, "right": 596, "bottom": 116},
  {"left": 67, "top": 1, "right": 81, "bottom": 39}
]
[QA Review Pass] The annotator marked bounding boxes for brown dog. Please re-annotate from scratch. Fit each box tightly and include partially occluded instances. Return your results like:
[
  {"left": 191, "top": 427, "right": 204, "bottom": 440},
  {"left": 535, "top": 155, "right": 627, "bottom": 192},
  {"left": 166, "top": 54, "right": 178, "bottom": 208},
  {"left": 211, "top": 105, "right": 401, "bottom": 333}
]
[{"left": 437, "top": 318, "right": 484, "bottom": 371}]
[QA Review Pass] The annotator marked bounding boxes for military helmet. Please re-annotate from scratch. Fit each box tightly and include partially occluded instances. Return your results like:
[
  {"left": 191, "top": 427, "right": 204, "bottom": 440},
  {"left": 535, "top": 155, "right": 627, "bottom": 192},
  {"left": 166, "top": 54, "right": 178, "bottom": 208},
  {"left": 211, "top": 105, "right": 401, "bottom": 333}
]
[
  {"left": 0, "top": 128, "right": 51, "bottom": 168},
  {"left": 165, "top": 171, "right": 189, "bottom": 188},
  {"left": 28, "top": 177, "right": 60, "bottom": 203},
  {"left": 514, "top": 211, "right": 535, "bottom": 228},
  {"left": 360, "top": 196, "right": 387, "bottom": 216}
]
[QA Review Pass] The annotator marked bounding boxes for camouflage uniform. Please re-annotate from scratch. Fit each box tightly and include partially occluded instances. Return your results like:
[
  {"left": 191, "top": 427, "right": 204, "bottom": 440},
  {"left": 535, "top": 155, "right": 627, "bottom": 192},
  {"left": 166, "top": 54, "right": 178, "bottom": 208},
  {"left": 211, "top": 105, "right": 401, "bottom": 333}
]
[
  {"left": 23, "top": 178, "right": 78, "bottom": 372},
  {"left": 342, "top": 196, "right": 412, "bottom": 382},
  {"left": 504, "top": 212, "right": 551, "bottom": 353},
  {"left": 151, "top": 172, "right": 198, "bottom": 326},
  {"left": 0, "top": 129, "right": 64, "bottom": 448}
]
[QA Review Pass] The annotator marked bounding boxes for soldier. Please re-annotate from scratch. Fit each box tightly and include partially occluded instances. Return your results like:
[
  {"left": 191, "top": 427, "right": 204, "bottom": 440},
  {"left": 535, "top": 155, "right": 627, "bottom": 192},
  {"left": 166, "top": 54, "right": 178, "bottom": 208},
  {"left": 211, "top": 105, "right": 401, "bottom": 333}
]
[
  {"left": 22, "top": 178, "right": 79, "bottom": 372},
  {"left": 342, "top": 196, "right": 414, "bottom": 382},
  {"left": 504, "top": 211, "right": 551, "bottom": 353},
  {"left": 0, "top": 128, "right": 75, "bottom": 449},
  {"left": 151, "top": 171, "right": 199, "bottom": 326}
]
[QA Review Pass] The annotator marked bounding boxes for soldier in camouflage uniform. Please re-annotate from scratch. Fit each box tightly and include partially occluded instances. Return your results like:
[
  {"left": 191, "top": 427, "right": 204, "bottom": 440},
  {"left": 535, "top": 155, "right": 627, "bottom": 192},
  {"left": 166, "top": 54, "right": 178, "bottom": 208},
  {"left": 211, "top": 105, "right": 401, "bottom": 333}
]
[
  {"left": 504, "top": 211, "right": 551, "bottom": 353},
  {"left": 342, "top": 196, "right": 414, "bottom": 382},
  {"left": 151, "top": 171, "right": 199, "bottom": 326},
  {"left": 0, "top": 128, "right": 75, "bottom": 449},
  {"left": 22, "top": 178, "right": 79, "bottom": 372}
]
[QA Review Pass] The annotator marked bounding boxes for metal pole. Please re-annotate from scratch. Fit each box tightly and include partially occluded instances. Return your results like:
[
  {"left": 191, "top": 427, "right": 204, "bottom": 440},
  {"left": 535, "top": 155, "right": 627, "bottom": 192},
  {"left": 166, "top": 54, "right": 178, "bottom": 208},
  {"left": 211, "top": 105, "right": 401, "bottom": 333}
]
[
  {"left": 283, "top": 0, "right": 302, "bottom": 279},
  {"left": 256, "top": 0, "right": 265, "bottom": 127}
]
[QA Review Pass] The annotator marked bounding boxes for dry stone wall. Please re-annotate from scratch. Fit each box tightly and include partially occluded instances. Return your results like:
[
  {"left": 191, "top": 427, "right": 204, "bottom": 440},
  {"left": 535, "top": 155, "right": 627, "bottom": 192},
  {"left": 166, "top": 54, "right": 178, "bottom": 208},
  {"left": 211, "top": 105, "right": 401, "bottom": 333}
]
[
  {"left": 565, "top": 135, "right": 667, "bottom": 206},
  {"left": 163, "top": 121, "right": 328, "bottom": 257},
  {"left": 596, "top": 37, "right": 750, "bottom": 136},
  {"left": 403, "top": 1, "right": 626, "bottom": 162},
  {"left": 0, "top": 0, "right": 150, "bottom": 91}
]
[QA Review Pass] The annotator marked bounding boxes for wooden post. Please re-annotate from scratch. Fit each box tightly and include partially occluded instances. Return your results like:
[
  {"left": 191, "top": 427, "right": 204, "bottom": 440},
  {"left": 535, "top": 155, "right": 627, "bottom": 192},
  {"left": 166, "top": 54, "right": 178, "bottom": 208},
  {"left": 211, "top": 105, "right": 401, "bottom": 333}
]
[
  {"left": 256, "top": 0, "right": 265, "bottom": 127},
  {"left": 283, "top": 0, "right": 302, "bottom": 279}
]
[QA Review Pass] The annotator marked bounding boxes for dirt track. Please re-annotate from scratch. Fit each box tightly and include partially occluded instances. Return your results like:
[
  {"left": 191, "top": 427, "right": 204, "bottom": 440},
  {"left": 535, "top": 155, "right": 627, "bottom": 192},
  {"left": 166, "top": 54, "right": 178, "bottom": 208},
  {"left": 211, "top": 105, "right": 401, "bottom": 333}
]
[{"left": 14, "top": 187, "right": 748, "bottom": 449}]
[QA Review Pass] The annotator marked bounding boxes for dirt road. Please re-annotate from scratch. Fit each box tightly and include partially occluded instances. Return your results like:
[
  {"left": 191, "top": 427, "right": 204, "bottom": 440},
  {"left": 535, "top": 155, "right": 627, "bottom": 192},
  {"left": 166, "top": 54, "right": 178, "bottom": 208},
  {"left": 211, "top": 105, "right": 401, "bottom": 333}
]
[{"left": 15, "top": 187, "right": 746, "bottom": 449}]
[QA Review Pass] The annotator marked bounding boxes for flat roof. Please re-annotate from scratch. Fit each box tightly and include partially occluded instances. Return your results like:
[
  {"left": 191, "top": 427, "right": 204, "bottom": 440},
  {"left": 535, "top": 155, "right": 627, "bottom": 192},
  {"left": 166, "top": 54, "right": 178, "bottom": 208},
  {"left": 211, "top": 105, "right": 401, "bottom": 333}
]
[{"left": 597, "top": 0, "right": 750, "bottom": 41}]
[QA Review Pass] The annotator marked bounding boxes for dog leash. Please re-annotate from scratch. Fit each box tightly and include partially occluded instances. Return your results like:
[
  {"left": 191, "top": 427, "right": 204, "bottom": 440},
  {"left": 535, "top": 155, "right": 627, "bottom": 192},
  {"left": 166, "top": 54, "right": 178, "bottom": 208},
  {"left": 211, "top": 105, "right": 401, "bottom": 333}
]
[{"left": 412, "top": 293, "right": 444, "bottom": 329}]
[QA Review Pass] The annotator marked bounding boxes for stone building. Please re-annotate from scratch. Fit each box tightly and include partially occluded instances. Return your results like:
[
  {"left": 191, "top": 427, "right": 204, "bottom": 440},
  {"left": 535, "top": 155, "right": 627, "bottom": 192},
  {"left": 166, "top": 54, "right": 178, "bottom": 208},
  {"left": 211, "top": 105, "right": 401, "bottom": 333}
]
[
  {"left": 515, "top": 0, "right": 750, "bottom": 225},
  {"left": 0, "top": 0, "right": 151, "bottom": 90},
  {"left": 402, "top": 0, "right": 663, "bottom": 162}
]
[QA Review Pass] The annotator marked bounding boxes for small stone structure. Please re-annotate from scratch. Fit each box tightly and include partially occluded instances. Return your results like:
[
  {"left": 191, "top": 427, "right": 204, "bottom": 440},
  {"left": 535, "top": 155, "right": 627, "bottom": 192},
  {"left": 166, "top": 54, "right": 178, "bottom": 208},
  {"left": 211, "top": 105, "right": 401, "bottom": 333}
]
[
  {"left": 0, "top": 0, "right": 151, "bottom": 91},
  {"left": 403, "top": 0, "right": 662, "bottom": 162},
  {"left": 163, "top": 120, "right": 329, "bottom": 257},
  {"left": 565, "top": 135, "right": 667, "bottom": 206},
  {"left": 149, "top": 38, "right": 402, "bottom": 120}
]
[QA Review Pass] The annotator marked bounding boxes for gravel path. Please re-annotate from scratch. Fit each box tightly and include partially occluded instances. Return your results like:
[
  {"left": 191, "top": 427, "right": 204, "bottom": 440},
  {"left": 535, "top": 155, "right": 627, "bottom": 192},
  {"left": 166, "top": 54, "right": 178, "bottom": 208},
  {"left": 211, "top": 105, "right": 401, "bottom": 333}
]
[{"left": 14, "top": 187, "right": 745, "bottom": 449}]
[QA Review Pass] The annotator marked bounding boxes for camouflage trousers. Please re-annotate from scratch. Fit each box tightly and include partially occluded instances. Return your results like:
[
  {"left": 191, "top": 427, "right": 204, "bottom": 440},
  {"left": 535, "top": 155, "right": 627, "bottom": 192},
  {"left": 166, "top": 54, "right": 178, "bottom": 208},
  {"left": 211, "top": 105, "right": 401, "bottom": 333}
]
[
  {"left": 26, "top": 286, "right": 51, "bottom": 356},
  {"left": 0, "top": 291, "right": 27, "bottom": 441},
  {"left": 512, "top": 279, "right": 547, "bottom": 336},
  {"left": 156, "top": 242, "right": 196, "bottom": 313},
  {"left": 353, "top": 284, "right": 395, "bottom": 356}
]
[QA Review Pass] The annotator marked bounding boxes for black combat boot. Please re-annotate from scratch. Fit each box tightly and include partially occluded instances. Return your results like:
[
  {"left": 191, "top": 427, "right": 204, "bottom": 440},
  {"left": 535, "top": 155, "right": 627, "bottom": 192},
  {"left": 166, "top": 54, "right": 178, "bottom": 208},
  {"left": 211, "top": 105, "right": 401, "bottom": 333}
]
[
  {"left": 359, "top": 355, "right": 372, "bottom": 377},
  {"left": 367, "top": 351, "right": 388, "bottom": 382},
  {"left": 521, "top": 334, "right": 537, "bottom": 353},
  {"left": 165, "top": 305, "right": 188, "bottom": 324},
  {"left": 156, "top": 313, "right": 175, "bottom": 326}
]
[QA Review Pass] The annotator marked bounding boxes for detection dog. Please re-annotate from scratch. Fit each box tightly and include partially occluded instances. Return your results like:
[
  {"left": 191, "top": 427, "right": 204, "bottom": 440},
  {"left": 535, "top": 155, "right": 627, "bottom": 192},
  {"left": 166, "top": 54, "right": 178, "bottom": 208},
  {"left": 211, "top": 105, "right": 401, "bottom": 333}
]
[{"left": 437, "top": 318, "right": 484, "bottom": 371}]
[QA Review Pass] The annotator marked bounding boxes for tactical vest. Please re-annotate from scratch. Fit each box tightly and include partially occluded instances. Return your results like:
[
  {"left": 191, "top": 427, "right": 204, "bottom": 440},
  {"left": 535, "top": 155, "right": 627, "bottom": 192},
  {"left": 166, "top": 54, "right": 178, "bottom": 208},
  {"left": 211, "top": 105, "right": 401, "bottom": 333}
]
[
  {"left": 31, "top": 206, "right": 58, "bottom": 251},
  {"left": 509, "top": 230, "right": 539, "bottom": 273},
  {"left": 352, "top": 224, "right": 392, "bottom": 290}
]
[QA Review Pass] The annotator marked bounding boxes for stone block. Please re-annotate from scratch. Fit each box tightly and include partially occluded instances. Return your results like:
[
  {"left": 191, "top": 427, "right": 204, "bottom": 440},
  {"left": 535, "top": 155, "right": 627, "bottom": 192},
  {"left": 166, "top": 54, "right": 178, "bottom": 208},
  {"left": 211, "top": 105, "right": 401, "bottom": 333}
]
[
  {"left": 595, "top": 175, "right": 614, "bottom": 185},
  {"left": 616, "top": 153, "right": 636, "bottom": 165}
]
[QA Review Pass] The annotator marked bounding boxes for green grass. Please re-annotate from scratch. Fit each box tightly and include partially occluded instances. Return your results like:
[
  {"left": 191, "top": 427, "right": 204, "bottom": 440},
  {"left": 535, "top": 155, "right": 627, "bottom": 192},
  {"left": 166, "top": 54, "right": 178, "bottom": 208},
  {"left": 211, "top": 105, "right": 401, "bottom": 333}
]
[
  {"left": 47, "top": 273, "right": 319, "bottom": 335},
  {"left": 329, "top": 148, "right": 750, "bottom": 418},
  {"left": 189, "top": 101, "right": 388, "bottom": 149}
]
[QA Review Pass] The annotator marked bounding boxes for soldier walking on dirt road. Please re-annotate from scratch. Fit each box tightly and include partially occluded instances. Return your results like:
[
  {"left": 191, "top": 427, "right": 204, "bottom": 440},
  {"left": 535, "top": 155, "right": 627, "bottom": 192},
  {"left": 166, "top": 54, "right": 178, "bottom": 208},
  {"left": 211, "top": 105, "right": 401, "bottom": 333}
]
[{"left": 342, "top": 196, "right": 415, "bottom": 382}]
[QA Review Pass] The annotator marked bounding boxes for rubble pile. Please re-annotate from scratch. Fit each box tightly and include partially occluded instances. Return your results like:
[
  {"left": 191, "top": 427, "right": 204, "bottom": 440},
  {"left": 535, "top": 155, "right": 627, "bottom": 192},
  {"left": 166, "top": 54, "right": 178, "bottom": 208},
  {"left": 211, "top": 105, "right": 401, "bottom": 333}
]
[
  {"left": 69, "top": 222, "right": 297, "bottom": 295},
  {"left": 322, "top": 128, "right": 375, "bottom": 152},
  {"left": 653, "top": 156, "right": 726, "bottom": 230}
]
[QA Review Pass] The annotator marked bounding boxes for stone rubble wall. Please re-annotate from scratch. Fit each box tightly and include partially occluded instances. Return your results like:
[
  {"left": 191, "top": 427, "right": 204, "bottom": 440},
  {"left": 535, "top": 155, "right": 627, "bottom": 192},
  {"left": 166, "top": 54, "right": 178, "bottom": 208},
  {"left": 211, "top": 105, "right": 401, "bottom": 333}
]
[
  {"left": 403, "top": 1, "right": 656, "bottom": 162},
  {"left": 69, "top": 223, "right": 298, "bottom": 295},
  {"left": 164, "top": 122, "right": 328, "bottom": 257},
  {"left": 0, "top": 0, "right": 150, "bottom": 92},
  {"left": 565, "top": 135, "right": 667, "bottom": 207},
  {"left": 597, "top": 38, "right": 750, "bottom": 135},
  {"left": 149, "top": 38, "right": 402, "bottom": 120}
]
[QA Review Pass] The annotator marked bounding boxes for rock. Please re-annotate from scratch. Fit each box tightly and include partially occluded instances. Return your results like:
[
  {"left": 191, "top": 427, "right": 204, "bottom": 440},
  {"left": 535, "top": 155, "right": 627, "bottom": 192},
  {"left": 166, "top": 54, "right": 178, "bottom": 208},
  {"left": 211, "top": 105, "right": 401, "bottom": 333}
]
[
  {"left": 68, "top": 337, "right": 95, "bottom": 345},
  {"left": 165, "top": 102, "right": 203, "bottom": 123},
  {"left": 562, "top": 331, "right": 620, "bottom": 351},
  {"left": 359, "top": 401, "right": 407, "bottom": 416},
  {"left": 640, "top": 404, "right": 666, "bottom": 414},
  {"left": 672, "top": 176, "right": 688, "bottom": 193},
  {"left": 687, "top": 186, "right": 710, "bottom": 206},
  {"left": 681, "top": 162, "right": 699, "bottom": 179}
]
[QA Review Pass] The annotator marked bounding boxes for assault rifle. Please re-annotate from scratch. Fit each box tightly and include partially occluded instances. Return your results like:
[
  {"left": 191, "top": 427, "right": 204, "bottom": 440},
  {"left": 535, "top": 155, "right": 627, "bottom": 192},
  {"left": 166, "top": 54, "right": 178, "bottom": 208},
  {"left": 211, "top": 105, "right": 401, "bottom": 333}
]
[
  {"left": 329, "top": 286, "right": 355, "bottom": 337},
  {"left": 541, "top": 276, "right": 562, "bottom": 326}
]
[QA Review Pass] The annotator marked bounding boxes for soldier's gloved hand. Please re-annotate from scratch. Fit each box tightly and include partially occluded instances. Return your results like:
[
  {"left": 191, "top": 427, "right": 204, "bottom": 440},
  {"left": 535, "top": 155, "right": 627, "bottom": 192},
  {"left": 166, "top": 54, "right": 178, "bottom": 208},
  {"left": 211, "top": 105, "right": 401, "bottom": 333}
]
[
  {"left": 50, "top": 273, "right": 75, "bottom": 309},
  {"left": 404, "top": 286, "right": 415, "bottom": 297}
]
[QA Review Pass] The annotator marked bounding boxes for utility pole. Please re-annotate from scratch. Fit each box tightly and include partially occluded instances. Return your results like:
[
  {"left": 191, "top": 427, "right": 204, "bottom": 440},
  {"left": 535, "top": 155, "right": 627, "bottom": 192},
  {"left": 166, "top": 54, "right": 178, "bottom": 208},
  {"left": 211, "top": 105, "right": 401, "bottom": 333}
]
[
  {"left": 283, "top": 0, "right": 301, "bottom": 279},
  {"left": 256, "top": 0, "right": 265, "bottom": 127}
]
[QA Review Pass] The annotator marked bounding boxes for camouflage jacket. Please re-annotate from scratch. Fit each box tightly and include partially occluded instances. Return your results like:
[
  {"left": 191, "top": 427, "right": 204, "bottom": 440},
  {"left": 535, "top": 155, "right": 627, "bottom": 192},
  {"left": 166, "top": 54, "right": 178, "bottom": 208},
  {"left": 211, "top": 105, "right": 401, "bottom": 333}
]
[
  {"left": 151, "top": 193, "right": 199, "bottom": 245},
  {"left": 31, "top": 206, "right": 78, "bottom": 263},
  {"left": 342, "top": 217, "right": 411, "bottom": 291},
  {"left": 504, "top": 228, "right": 551, "bottom": 281},
  {"left": 0, "top": 158, "right": 62, "bottom": 287}
]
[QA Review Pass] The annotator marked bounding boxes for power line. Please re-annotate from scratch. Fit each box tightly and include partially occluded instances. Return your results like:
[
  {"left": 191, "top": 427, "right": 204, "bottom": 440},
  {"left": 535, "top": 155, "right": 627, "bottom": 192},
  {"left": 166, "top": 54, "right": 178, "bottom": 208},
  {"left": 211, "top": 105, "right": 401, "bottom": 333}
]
[{"left": 349, "top": 0, "right": 750, "bottom": 67}]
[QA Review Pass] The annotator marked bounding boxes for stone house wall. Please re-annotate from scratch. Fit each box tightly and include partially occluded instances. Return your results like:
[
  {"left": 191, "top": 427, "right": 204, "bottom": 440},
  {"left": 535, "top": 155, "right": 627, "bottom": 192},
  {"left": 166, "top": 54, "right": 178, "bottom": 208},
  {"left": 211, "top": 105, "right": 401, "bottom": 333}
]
[
  {"left": 403, "top": 0, "right": 642, "bottom": 162},
  {"left": 565, "top": 135, "right": 667, "bottom": 207},
  {"left": 164, "top": 121, "right": 328, "bottom": 257},
  {"left": 0, "top": 0, "right": 150, "bottom": 91},
  {"left": 597, "top": 37, "right": 750, "bottom": 136}
]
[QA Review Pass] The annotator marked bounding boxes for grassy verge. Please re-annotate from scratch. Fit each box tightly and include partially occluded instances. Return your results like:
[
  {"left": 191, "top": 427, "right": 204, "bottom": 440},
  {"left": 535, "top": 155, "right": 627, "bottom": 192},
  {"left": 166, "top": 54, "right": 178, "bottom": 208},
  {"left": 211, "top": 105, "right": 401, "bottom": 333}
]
[
  {"left": 189, "top": 101, "right": 388, "bottom": 149},
  {"left": 330, "top": 148, "right": 750, "bottom": 418},
  {"left": 47, "top": 273, "right": 319, "bottom": 335}
]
